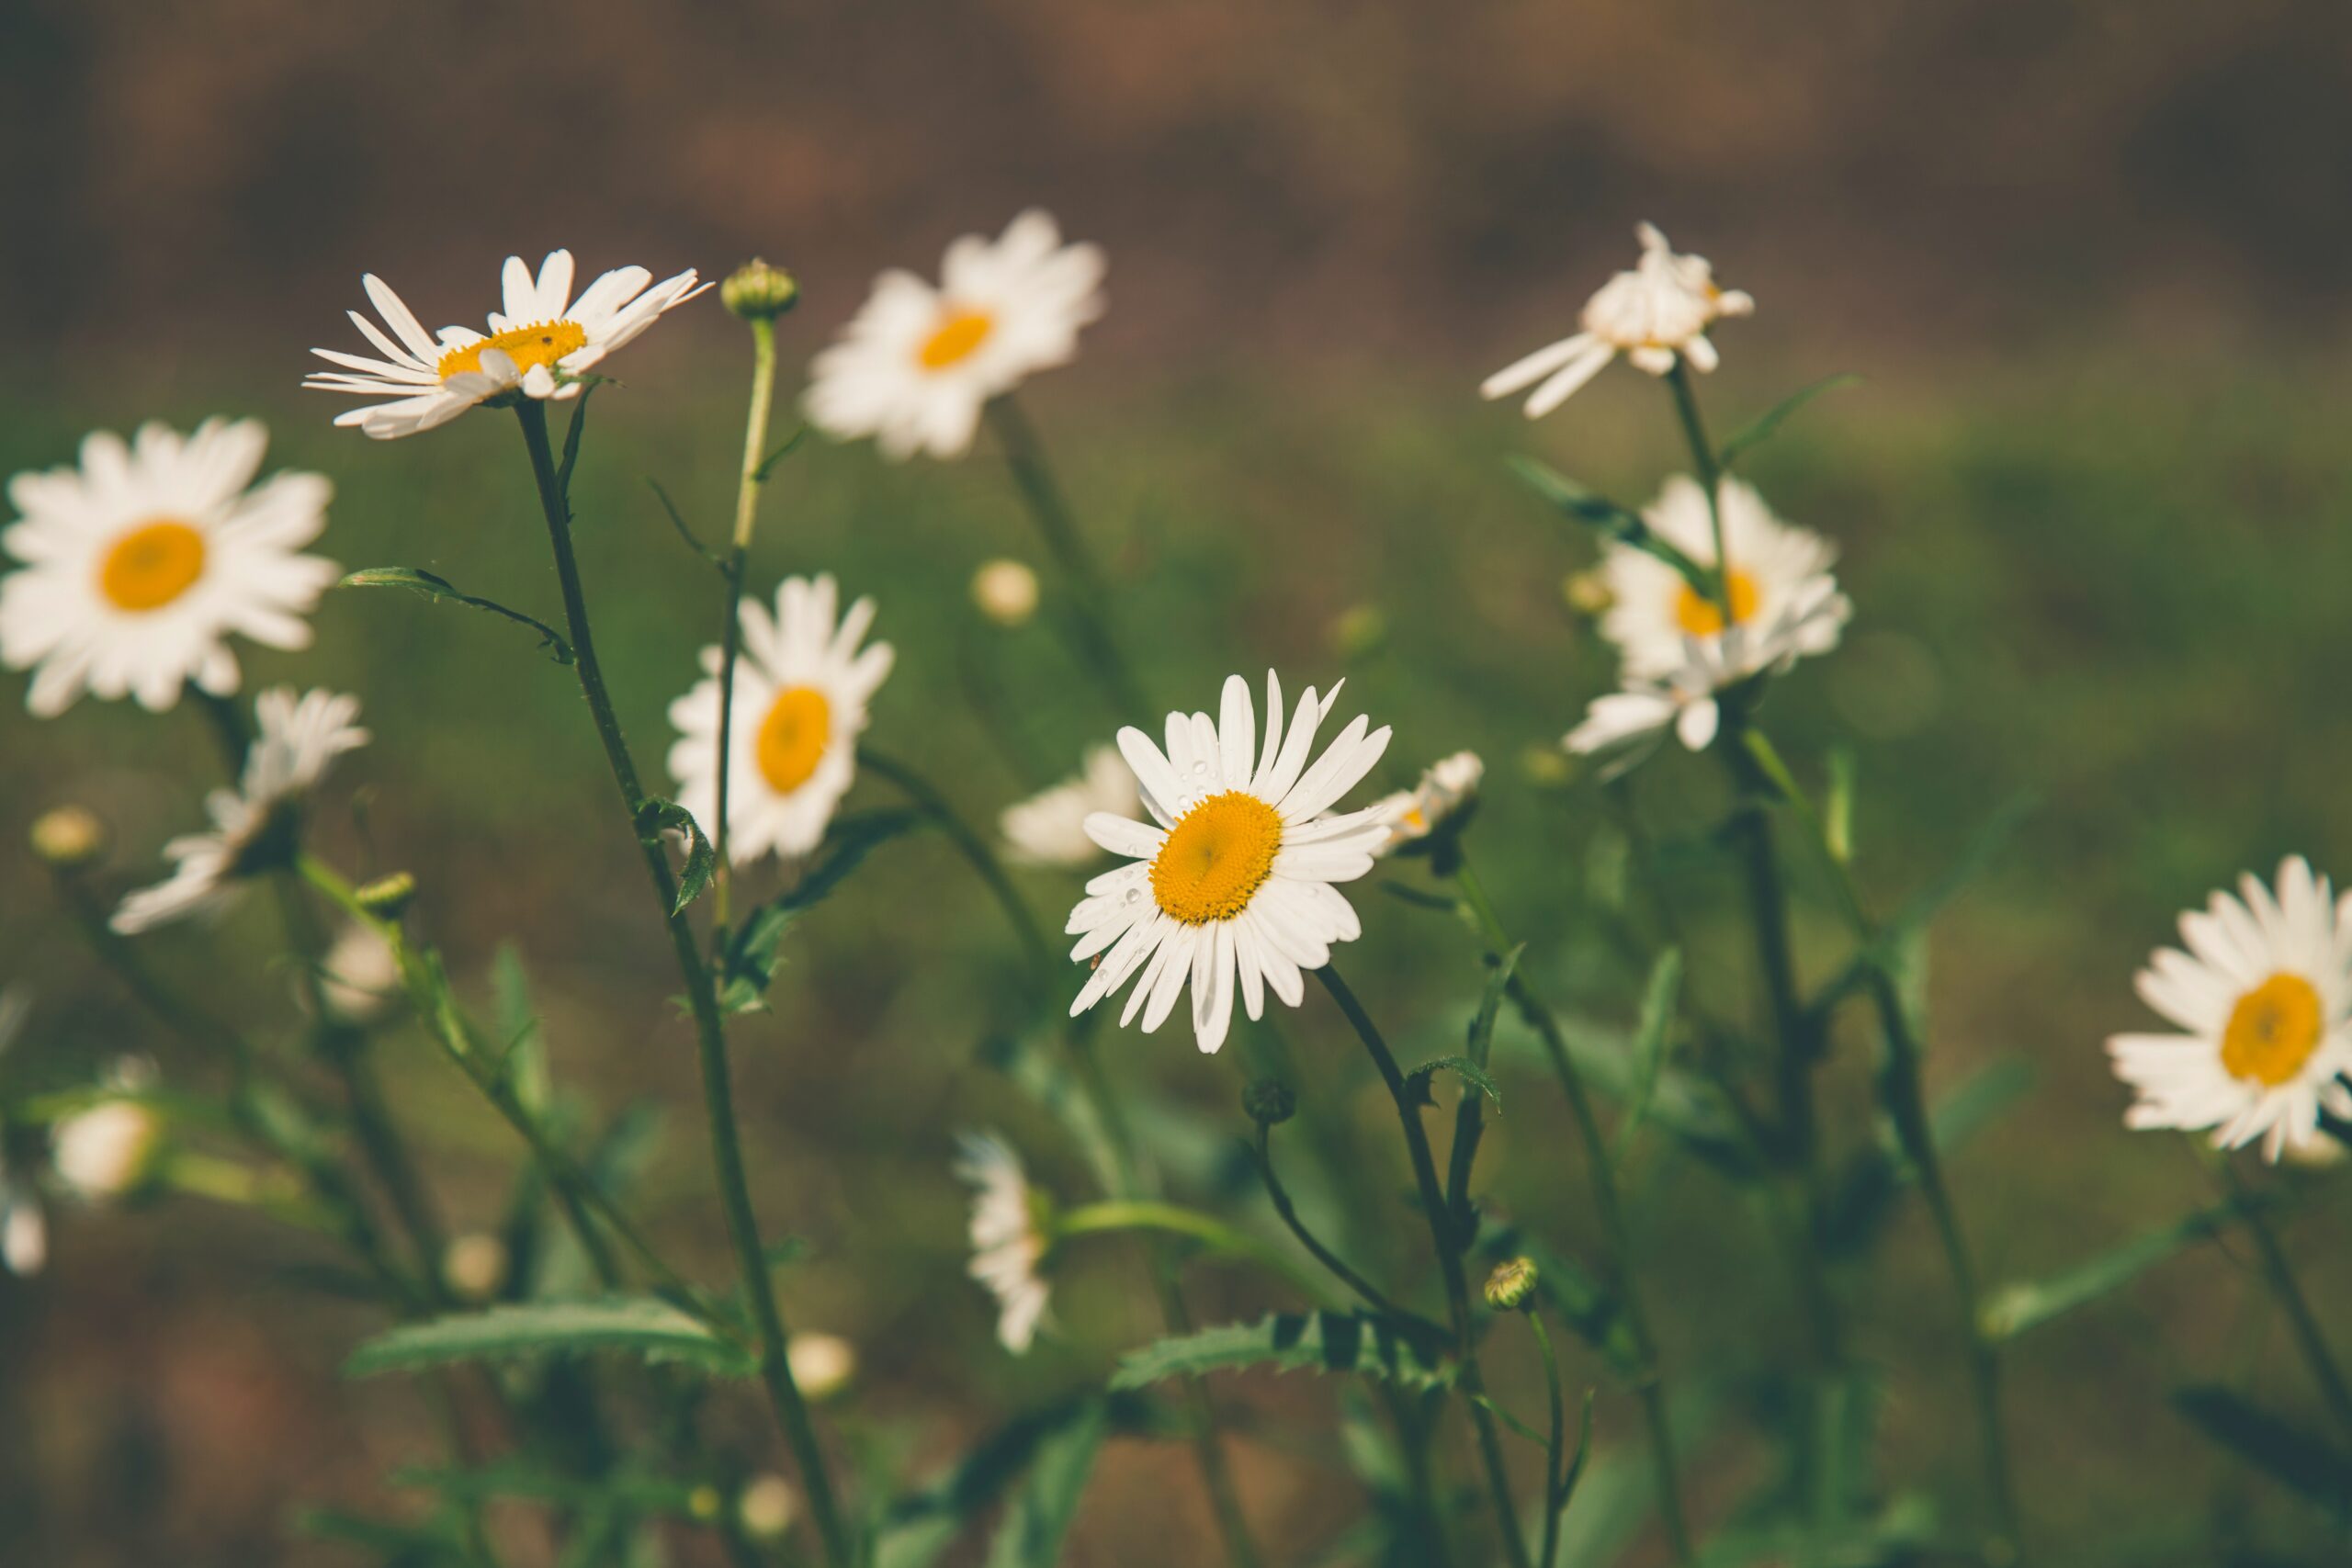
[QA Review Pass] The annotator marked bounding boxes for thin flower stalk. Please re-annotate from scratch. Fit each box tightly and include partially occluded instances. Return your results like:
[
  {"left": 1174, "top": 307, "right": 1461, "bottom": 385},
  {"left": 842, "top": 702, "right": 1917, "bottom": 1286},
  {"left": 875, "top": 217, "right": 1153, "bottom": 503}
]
[
  {"left": 2210, "top": 1152, "right": 2352, "bottom": 1451},
  {"left": 712, "top": 310, "right": 781, "bottom": 933}
]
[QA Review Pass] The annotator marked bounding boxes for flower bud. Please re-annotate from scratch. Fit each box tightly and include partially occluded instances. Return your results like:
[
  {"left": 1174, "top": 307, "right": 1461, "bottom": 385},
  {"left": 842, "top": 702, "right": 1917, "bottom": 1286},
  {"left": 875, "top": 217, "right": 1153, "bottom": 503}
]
[
  {"left": 355, "top": 872, "right": 417, "bottom": 920},
  {"left": 1484, "top": 1256, "right": 1538, "bottom": 1312},
  {"left": 787, "top": 1331, "right": 857, "bottom": 1400},
  {"left": 442, "top": 1232, "right": 510, "bottom": 1302},
  {"left": 1242, "top": 1078, "right": 1297, "bottom": 1126},
  {"left": 29, "top": 806, "right": 106, "bottom": 871},
  {"left": 971, "top": 559, "right": 1039, "bottom": 626},
  {"left": 721, "top": 258, "right": 800, "bottom": 321},
  {"left": 738, "top": 1473, "right": 795, "bottom": 1539},
  {"left": 52, "top": 1100, "right": 164, "bottom": 1200}
]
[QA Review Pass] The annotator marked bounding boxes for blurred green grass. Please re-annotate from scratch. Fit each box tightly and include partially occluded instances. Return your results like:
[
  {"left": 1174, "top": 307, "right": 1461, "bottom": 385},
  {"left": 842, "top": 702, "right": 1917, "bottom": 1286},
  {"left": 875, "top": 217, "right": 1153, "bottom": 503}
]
[{"left": 5, "top": 352, "right": 2352, "bottom": 1562}]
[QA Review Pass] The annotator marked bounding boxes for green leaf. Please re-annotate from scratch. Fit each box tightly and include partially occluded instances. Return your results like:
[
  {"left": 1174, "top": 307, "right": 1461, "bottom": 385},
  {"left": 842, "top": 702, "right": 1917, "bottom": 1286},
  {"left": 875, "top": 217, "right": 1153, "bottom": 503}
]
[
  {"left": 719, "top": 808, "right": 925, "bottom": 1010},
  {"left": 491, "top": 944, "right": 550, "bottom": 1115},
  {"left": 1823, "top": 746, "right": 1857, "bottom": 863},
  {"left": 646, "top": 479, "right": 726, "bottom": 569},
  {"left": 556, "top": 382, "right": 596, "bottom": 498},
  {"left": 1715, "top": 372, "right": 1861, "bottom": 469},
  {"left": 2173, "top": 1384, "right": 2352, "bottom": 1515},
  {"left": 1508, "top": 456, "right": 1711, "bottom": 593},
  {"left": 753, "top": 424, "right": 810, "bottom": 483},
  {"left": 1823, "top": 1055, "right": 2033, "bottom": 1259},
  {"left": 1412, "top": 1054, "right": 1501, "bottom": 1108},
  {"left": 1983, "top": 1201, "right": 2239, "bottom": 1340},
  {"left": 1110, "top": 1311, "right": 1449, "bottom": 1391},
  {"left": 983, "top": 1399, "right": 1109, "bottom": 1568},
  {"left": 876, "top": 1399, "right": 1134, "bottom": 1568},
  {"left": 632, "top": 797, "right": 716, "bottom": 917},
  {"left": 291, "top": 1506, "right": 467, "bottom": 1564},
  {"left": 344, "top": 1297, "right": 752, "bottom": 1379},
  {"left": 339, "top": 567, "right": 573, "bottom": 666},
  {"left": 1613, "top": 948, "right": 1682, "bottom": 1162}
]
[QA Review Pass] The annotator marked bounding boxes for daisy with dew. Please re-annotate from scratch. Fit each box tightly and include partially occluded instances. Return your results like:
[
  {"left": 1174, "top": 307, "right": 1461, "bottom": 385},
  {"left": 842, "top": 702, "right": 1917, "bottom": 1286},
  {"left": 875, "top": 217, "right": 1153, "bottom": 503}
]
[
  {"left": 1368, "top": 750, "right": 1485, "bottom": 858},
  {"left": 1599, "top": 476, "right": 1850, "bottom": 682},
  {"left": 113, "top": 687, "right": 368, "bottom": 934},
  {"left": 805, "top": 210, "right": 1105, "bottom": 460},
  {"left": 954, "top": 1132, "right": 1051, "bottom": 1354},
  {"left": 667, "top": 575, "right": 893, "bottom": 863},
  {"left": 1067, "top": 672, "right": 1393, "bottom": 1055},
  {"left": 1, "top": 421, "right": 335, "bottom": 716},
  {"left": 2108, "top": 857, "right": 2352, "bottom": 1163},
  {"left": 1482, "top": 223, "right": 1752, "bottom": 419},
  {"left": 306, "top": 251, "right": 707, "bottom": 439},
  {"left": 1001, "top": 746, "right": 1141, "bottom": 867}
]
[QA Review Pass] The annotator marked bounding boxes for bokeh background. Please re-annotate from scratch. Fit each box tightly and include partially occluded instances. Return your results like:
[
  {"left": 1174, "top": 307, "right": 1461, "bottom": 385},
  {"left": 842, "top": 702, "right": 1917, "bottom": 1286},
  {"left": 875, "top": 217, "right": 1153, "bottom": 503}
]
[{"left": 6, "top": 2, "right": 2352, "bottom": 1563}]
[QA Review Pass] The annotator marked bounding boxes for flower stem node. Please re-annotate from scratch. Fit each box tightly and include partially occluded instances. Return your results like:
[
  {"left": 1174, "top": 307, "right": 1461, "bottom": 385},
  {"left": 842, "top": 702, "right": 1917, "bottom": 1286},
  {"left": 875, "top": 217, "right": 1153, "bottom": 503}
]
[
  {"left": 1243, "top": 1078, "right": 1298, "bottom": 1126},
  {"left": 1484, "top": 1256, "right": 1539, "bottom": 1312},
  {"left": 722, "top": 259, "right": 801, "bottom": 321},
  {"left": 354, "top": 871, "right": 418, "bottom": 920},
  {"left": 30, "top": 806, "right": 107, "bottom": 871}
]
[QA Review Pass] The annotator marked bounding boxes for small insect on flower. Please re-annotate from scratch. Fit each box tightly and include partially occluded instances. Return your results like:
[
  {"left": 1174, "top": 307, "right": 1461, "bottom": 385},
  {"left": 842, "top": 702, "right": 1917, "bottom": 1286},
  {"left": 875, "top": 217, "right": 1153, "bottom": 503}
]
[
  {"left": 1367, "top": 750, "right": 1486, "bottom": 858},
  {"left": 1067, "top": 671, "right": 1393, "bottom": 1055},
  {"left": 113, "top": 687, "right": 368, "bottom": 934},
  {"left": 2108, "top": 856, "right": 2352, "bottom": 1164},
  {"left": 306, "top": 251, "right": 708, "bottom": 439},
  {"left": 1, "top": 421, "right": 336, "bottom": 716},
  {"left": 1481, "top": 222, "right": 1752, "bottom": 419},
  {"left": 954, "top": 1133, "right": 1052, "bottom": 1354},
  {"left": 1599, "top": 477, "right": 1850, "bottom": 682},
  {"left": 1001, "top": 746, "right": 1142, "bottom": 868},
  {"left": 805, "top": 210, "right": 1106, "bottom": 460},
  {"left": 666, "top": 575, "right": 893, "bottom": 863}
]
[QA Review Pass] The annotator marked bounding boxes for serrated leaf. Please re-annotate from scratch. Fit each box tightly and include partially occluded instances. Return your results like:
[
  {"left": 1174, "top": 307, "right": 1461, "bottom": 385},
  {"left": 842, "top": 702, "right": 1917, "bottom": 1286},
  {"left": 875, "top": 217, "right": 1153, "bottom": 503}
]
[
  {"left": 1110, "top": 1311, "right": 1449, "bottom": 1391},
  {"left": 1715, "top": 371, "right": 1862, "bottom": 469},
  {"left": 719, "top": 808, "right": 925, "bottom": 1010},
  {"left": 632, "top": 797, "right": 715, "bottom": 917},
  {"left": 339, "top": 567, "right": 573, "bottom": 665},
  {"left": 984, "top": 1399, "right": 1109, "bottom": 1568},
  {"left": 344, "top": 1297, "right": 752, "bottom": 1379},
  {"left": 1983, "top": 1201, "right": 2237, "bottom": 1340},
  {"left": 2173, "top": 1384, "right": 2352, "bottom": 1515}
]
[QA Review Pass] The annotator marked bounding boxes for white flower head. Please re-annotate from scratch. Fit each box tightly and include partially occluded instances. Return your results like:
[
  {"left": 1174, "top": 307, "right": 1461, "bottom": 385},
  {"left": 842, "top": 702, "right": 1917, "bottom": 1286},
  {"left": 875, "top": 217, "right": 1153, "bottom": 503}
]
[
  {"left": 1, "top": 420, "right": 336, "bottom": 716},
  {"left": 954, "top": 1132, "right": 1051, "bottom": 1354},
  {"left": 1368, "top": 750, "right": 1486, "bottom": 858},
  {"left": 786, "top": 1332, "right": 858, "bottom": 1400},
  {"left": 317, "top": 919, "right": 401, "bottom": 1024},
  {"left": 112, "top": 687, "right": 368, "bottom": 934},
  {"left": 1002, "top": 746, "right": 1142, "bottom": 868},
  {"left": 972, "top": 558, "right": 1041, "bottom": 626},
  {"left": 307, "top": 251, "right": 708, "bottom": 439},
  {"left": 1067, "top": 671, "right": 1393, "bottom": 1055},
  {"left": 2108, "top": 857, "right": 2352, "bottom": 1163},
  {"left": 806, "top": 210, "right": 1105, "bottom": 460},
  {"left": 667, "top": 575, "right": 893, "bottom": 864},
  {"left": 1600, "top": 476, "right": 1850, "bottom": 682},
  {"left": 52, "top": 1099, "right": 163, "bottom": 1201},
  {"left": 1482, "top": 222, "right": 1753, "bottom": 418}
]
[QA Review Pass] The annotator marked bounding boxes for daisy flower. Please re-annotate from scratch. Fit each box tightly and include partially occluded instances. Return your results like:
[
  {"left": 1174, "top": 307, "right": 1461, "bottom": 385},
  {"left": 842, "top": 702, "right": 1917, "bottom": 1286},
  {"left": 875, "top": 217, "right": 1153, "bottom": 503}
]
[
  {"left": 1001, "top": 745, "right": 1141, "bottom": 868},
  {"left": 667, "top": 575, "right": 893, "bottom": 863},
  {"left": 306, "top": 251, "right": 707, "bottom": 439},
  {"left": 1368, "top": 750, "right": 1486, "bottom": 858},
  {"left": 2108, "top": 857, "right": 2352, "bottom": 1163},
  {"left": 113, "top": 687, "right": 368, "bottom": 934},
  {"left": 954, "top": 1132, "right": 1051, "bottom": 1354},
  {"left": 1066, "top": 672, "right": 1393, "bottom": 1055},
  {"left": 51, "top": 1098, "right": 164, "bottom": 1201},
  {"left": 1599, "top": 476, "right": 1850, "bottom": 682},
  {"left": 1, "top": 420, "right": 336, "bottom": 716},
  {"left": 805, "top": 210, "right": 1105, "bottom": 460},
  {"left": 1481, "top": 222, "right": 1752, "bottom": 418}
]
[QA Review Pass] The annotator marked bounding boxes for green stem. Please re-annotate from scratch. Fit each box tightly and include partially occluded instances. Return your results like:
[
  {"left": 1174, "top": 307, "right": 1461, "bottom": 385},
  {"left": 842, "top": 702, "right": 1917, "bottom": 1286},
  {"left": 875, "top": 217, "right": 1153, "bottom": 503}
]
[
  {"left": 2217, "top": 1156, "right": 2352, "bottom": 1451},
  {"left": 713, "top": 314, "right": 780, "bottom": 936},
  {"left": 1663, "top": 362, "right": 1733, "bottom": 622},
  {"left": 1530, "top": 1313, "right": 1566, "bottom": 1568},
  {"left": 1453, "top": 856, "right": 1696, "bottom": 1564},
  {"left": 1056, "top": 1200, "right": 1332, "bottom": 1302},
  {"left": 510, "top": 402, "right": 853, "bottom": 1568},
  {"left": 1252, "top": 1122, "right": 1408, "bottom": 1320},
  {"left": 1317, "top": 964, "right": 1532, "bottom": 1568},
  {"left": 858, "top": 746, "right": 1054, "bottom": 982}
]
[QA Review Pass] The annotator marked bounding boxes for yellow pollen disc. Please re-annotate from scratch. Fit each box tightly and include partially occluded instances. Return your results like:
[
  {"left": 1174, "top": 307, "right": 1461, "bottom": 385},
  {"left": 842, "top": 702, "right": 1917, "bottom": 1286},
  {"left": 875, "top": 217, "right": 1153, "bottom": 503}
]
[
  {"left": 918, "top": 308, "right": 995, "bottom": 370},
  {"left": 1149, "top": 791, "right": 1283, "bottom": 926},
  {"left": 436, "top": 319, "right": 589, "bottom": 380},
  {"left": 1673, "top": 568, "right": 1760, "bottom": 637},
  {"left": 2222, "top": 972, "right": 2324, "bottom": 1088},
  {"left": 98, "top": 520, "right": 207, "bottom": 612},
  {"left": 754, "top": 685, "right": 831, "bottom": 795}
]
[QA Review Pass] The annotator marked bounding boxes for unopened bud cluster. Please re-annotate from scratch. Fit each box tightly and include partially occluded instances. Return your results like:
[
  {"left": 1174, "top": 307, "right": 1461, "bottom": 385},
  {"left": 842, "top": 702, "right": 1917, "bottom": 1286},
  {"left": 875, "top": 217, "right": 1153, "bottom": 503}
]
[{"left": 722, "top": 258, "right": 800, "bottom": 321}]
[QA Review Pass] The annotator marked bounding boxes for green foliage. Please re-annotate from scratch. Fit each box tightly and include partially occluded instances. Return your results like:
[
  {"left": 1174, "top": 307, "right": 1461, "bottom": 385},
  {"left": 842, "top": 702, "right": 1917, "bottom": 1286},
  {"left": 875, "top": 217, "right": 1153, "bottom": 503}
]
[
  {"left": 1714, "top": 372, "right": 1862, "bottom": 471},
  {"left": 631, "top": 797, "right": 716, "bottom": 916},
  {"left": 1507, "top": 455, "right": 1710, "bottom": 591},
  {"left": 982, "top": 1399, "right": 1109, "bottom": 1568},
  {"left": 1613, "top": 947, "right": 1682, "bottom": 1162},
  {"left": 2172, "top": 1386, "right": 2352, "bottom": 1516},
  {"left": 338, "top": 566, "right": 574, "bottom": 665},
  {"left": 343, "top": 1298, "right": 752, "bottom": 1379},
  {"left": 1983, "top": 1200, "right": 2242, "bottom": 1340},
  {"left": 718, "top": 807, "right": 925, "bottom": 1011},
  {"left": 1110, "top": 1311, "right": 1450, "bottom": 1391}
]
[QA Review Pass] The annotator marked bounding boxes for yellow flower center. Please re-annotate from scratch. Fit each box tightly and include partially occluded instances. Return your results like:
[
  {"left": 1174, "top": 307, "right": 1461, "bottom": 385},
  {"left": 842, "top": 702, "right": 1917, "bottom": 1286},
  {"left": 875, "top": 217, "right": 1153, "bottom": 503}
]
[
  {"left": 919, "top": 308, "right": 995, "bottom": 370},
  {"left": 98, "top": 520, "right": 207, "bottom": 612},
  {"left": 1672, "top": 568, "right": 1760, "bottom": 637},
  {"left": 2222, "top": 972, "right": 2324, "bottom": 1088},
  {"left": 436, "top": 319, "right": 589, "bottom": 381},
  {"left": 1149, "top": 791, "right": 1283, "bottom": 925},
  {"left": 754, "top": 685, "right": 831, "bottom": 795}
]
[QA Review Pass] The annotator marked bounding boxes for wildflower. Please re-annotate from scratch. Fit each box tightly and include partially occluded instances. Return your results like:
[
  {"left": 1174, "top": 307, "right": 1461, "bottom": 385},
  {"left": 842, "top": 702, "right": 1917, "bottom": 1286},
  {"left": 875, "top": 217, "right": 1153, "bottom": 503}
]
[
  {"left": 1481, "top": 222, "right": 1752, "bottom": 418},
  {"left": 1367, "top": 750, "right": 1485, "bottom": 858},
  {"left": 1066, "top": 671, "right": 1392, "bottom": 1055},
  {"left": 971, "top": 558, "right": 1041, "bottom": 626},
  {"left": 306, "top": 252, "right": 707, "bottom": 439},
  {"left": 786, "top": 1332, "right": 857, "bottom": 1400},
  {"left": 52, "top": 1099, "right": 163, "bottom": 1201},
  {"left": 738, "top": 1475, "right": 795, "bottom": 1540},
  {"left": 666, "top": 575, "right": 892, "bottom": 863},
  {"left": 2108, "top": 856, "right": 2352, "bottom": 1163},
  {"left": 1001, "top": 745, "right": 1141, "bottom": 867},
  {"left": 954, "top": 1132, "right": 1051, "bottom": 1353},
  {"left": 29, "top": 806, "right": 107, "bottom": 871},
  {"left": 1600, "top": 476, "right": 1849, "bottom": 682},
  {"left": 113, "top": 687, "right": 368, "bottom": 933},
  {"left": 442, "top": 1232, "right": 510, "bottom": 1301},
  {"left": 0, "top": 989, "right": 44, "bottom": 1275},
  {"left": 805, "top": 210, "right": 1105, "bottom": 460},
  {"left": 720, "top": 258, "right": 799, "bottom": 321},
  {"left": 1485, "top": 1257, "right": 1539, "bottom": 1311},
  {"left": 316, "top": 920, "right": 401, "bottom": 1024},
  {"left": 1, "top": 421, "right": 335, "bottom": 716}
]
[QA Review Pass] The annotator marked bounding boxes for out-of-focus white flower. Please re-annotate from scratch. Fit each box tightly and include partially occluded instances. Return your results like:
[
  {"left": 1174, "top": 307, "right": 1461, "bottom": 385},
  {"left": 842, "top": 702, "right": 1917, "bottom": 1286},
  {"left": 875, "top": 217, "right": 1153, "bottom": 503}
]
[
  {"left": 0, "top": 420, "right": 335, "bottom": 716},
  {"left": 2108, "top": 857, "right": 2352, "bottom": 1164},
  {"left": 1481, "top": 223, "right": 1752, "bottom": 418},
  {"left": 955, "top": 1132, "right": 1051, "bottom": 1354},
  {"left": 1366, "top": 751, "right": 1485, "bottom": 857},
  {"left": 1001, "top": 746, "right": 1141, "bottom": 867},
  {"left": 52, "top": 1100, "right": 164, "bottom": 1200},
  {"left": 971, "top": 558, "right": 1041, "bottom": 626},
  {"left": 443, "top": 1232, "right": 510, "bottom": 1301},
  {"left": 738, "top": 1474, "right": 795, "bottom": 1540},
  {"left": 786, "top": 1332, "right": 858, "bottom": 1400},
  {"left": 316, "top": 919, "right": 401, "bottom": 1023},
  {"left": 806, "top": 210, "right": 1105, "bottom": 460}
]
